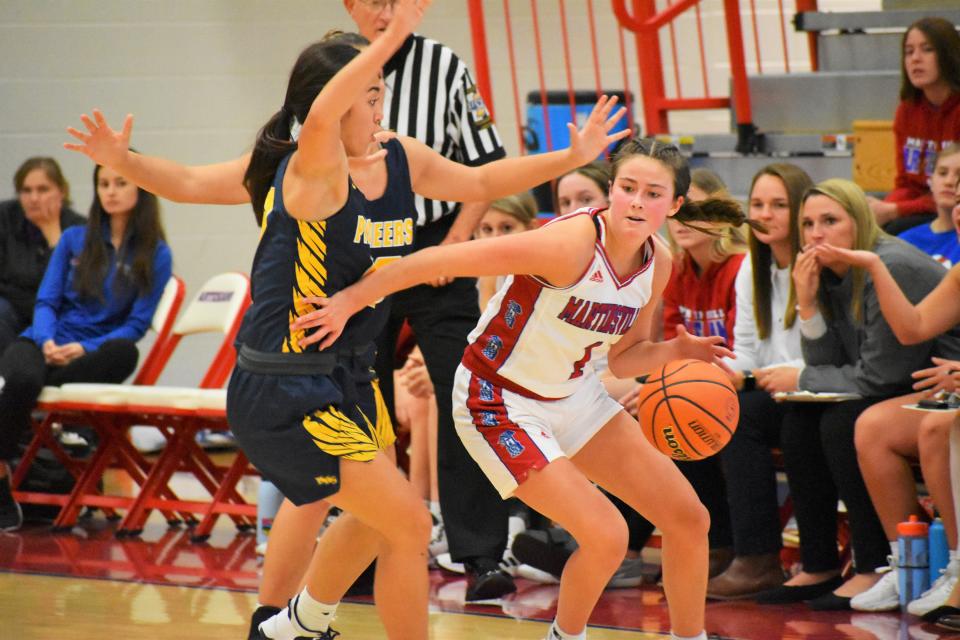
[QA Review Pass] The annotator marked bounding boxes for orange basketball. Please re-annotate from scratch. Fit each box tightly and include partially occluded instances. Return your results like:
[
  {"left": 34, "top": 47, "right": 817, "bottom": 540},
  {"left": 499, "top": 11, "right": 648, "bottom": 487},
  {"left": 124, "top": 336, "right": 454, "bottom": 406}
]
[{"left": 636, "top": 359, "right": 739, "bottom": 461}]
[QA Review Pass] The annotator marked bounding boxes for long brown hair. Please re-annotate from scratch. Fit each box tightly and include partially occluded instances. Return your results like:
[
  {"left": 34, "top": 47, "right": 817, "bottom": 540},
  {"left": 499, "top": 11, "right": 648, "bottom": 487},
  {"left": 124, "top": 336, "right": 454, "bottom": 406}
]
[
  {"left": 747, "top": 163, "right": 813, "bottom": 340},
  {"left": 73, "top": 163, "right": 166, "bottom": 302},
  {"left": 900, "top": 17, "right": 960, "bottom": 101},
  {"left": 610, "top": 137, "right": 762, "bottom": 234}
]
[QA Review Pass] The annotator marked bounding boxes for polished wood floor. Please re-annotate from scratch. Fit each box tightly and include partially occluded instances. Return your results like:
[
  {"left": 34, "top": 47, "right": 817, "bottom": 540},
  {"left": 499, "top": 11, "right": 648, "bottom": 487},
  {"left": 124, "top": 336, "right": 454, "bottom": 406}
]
[{"left": 1, "top": 458, "right": 955, "bottom": 639}]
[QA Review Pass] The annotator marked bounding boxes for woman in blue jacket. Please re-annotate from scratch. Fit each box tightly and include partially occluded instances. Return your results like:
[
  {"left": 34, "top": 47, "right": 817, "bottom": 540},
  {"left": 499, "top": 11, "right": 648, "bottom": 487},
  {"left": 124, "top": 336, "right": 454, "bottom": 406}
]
[{"left": 0, "top": 163, "right": 171, "bottom": 532}]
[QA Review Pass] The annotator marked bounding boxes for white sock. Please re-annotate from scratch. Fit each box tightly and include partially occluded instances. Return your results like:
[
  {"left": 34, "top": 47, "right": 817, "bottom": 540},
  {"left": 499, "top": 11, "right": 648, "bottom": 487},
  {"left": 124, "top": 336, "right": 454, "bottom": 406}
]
[
  {"left": 259, "top": 588, "right": 337, "bottom": 639},
  {"left": 428, "top": 500, "right": 441, "bottom": 520},
  {"left": 670, "top": 632, "right": 707, "bottom": 640},
  {"left": 950, "top": 548, "right": 957, "bottom": 561},
  {"left": 547, "top": 621, "right": 586, "bottom": 640},
  {"left": 890, "top": 541, "right": 899, "bottom": 565}
]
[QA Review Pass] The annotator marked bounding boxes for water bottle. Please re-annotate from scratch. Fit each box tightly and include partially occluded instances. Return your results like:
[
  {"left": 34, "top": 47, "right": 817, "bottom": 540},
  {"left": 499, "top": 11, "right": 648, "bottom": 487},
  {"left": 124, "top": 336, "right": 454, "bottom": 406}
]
[
  {"left": 929, "top": 518, "right": 949, "bottom": 585},
  {"left": 257, "top": 479, "right": 284, "bottom": 546},
  {"left": 897, "top": 515, "right": 930, "bottom": 607}
]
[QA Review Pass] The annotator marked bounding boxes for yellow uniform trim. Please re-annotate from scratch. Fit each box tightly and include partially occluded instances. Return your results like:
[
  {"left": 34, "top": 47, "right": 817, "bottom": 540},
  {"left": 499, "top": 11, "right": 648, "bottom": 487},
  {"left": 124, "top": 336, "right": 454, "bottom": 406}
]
[{"left": 300, "top": 380, "right": 395, "bottom": 461}]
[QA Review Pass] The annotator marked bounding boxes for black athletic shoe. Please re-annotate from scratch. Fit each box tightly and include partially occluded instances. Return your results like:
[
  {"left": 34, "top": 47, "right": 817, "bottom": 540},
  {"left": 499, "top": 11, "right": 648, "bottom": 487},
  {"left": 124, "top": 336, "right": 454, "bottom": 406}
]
[
  {"left": 252, "top": 605, "right": 340, "bottom": 640},
  {"left": 464, "top": 556, "right": 516, "bottom": 604},
  {"left": 0, "top": 474, "right": 23, "bottom": 532},
  {"left": 248, "top": 605, "right": 281, "bottom": 640},
  {"left": 511, "top": 528, "right": 577, "bottom": 579}
]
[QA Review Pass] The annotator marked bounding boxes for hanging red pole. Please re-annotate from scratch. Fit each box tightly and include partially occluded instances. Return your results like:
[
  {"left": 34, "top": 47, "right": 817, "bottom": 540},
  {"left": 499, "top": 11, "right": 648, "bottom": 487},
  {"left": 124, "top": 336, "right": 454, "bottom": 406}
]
[
  {"left": 616, "top": 26, "right": 635, "bottom": 133},
  {"left": 558, "top": 0, "right": 578, "bottom": 123},
  {"left": 694, "top": 2, "right": 710, "bottom": 96},
  {"left": 778, "top": 0, "right": 791, "bottom": 72},
  {"left": 502, "top": 0, "right": 526, "bottom": 153},
  {"left": 723, "top": 0, "right": 753, "bottom": 126},
  {"left": 796, "top": 0, "right": 820, "bottom": 71},
  {"left": 631, "top": 0, "right": 669, "bottom": 134},
  {"left": 666, "top": 0, "right": 683, "bottom": 99},
  {"left": 530, "top": 0, "right": 554, "bottom": 151},
  {"left": 586, "top": 0, "right": 604, "bottom": 99},
  {"left": 466, "top": 0, "right": 496, "bottom": 120},
  {"left": 748, "top": 0, "right": 763, "bottom": 74}
]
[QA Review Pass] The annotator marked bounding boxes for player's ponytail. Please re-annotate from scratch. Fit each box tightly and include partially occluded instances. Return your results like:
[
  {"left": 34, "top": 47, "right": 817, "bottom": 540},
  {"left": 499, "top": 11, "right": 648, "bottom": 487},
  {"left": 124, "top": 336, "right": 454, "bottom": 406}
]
[
  {"left": 243, "top": 41, "right": 361, "bottom": 224},
  {"left": 673, "top": 198, "right": 767, "bottom": 235}
]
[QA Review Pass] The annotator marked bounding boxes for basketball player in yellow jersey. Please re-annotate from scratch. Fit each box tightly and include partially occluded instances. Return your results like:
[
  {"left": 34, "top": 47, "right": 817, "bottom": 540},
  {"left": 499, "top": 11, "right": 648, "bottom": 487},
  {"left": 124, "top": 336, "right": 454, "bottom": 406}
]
[{"left": 294, "top": 138, "right": 761, "bottom": 640}]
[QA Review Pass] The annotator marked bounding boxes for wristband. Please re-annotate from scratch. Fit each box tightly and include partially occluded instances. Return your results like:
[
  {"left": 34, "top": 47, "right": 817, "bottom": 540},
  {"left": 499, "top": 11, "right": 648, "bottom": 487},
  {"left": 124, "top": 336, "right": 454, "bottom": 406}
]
[{"left": 742, "top": 370, "right": 756, "bottom": 392}]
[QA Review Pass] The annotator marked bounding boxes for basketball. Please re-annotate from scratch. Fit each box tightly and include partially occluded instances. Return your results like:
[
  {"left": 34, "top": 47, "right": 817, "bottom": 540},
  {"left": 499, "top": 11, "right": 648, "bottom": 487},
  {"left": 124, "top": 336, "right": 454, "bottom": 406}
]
[{"left": 636, "top": 359, "right": 739, "bottom": 461}]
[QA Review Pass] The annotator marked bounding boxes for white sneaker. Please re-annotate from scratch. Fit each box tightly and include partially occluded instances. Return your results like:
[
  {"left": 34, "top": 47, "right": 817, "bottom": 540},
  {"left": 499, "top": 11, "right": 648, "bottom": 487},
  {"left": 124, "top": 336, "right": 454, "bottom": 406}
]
[
  {"left": 850, "top": 558, "right": 899, "bottom": 612},
  {"left": 500, "top": 547, "right": 559, "bottom": 584},
  {"left": 436, "top": 552, "right": 465, "bottom": 574},
  {"left": 907, "top": 557, "right": 960, "bottom": 616}
]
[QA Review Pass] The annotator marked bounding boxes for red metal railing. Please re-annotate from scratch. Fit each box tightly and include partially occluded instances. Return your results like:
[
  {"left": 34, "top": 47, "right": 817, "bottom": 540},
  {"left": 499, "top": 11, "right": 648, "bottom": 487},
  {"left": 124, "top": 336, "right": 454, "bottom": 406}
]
[{"left": 466, "top": 0, "right": 818, "bottom": 154}]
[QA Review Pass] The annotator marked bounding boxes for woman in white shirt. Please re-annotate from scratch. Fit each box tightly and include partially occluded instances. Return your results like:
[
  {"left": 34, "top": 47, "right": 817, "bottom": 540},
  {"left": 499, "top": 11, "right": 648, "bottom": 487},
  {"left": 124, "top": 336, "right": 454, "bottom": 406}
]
[{"left": 707, "top": 163, "right": 813, "bottom": 600}]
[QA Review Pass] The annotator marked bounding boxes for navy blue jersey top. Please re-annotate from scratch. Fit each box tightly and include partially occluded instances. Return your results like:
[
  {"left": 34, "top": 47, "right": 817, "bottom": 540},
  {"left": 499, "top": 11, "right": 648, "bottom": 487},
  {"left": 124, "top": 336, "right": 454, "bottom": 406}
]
[
  {"left": 359, "top": 137, "right": 418, "bottom": 265},
  {"left": 238, "top": 153, "right": 386, "bottom": 355}
]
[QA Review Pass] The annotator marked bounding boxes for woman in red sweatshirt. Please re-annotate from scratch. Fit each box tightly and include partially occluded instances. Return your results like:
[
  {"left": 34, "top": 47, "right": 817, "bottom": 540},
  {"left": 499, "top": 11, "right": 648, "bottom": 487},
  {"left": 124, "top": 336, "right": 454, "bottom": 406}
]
[{"left": 870, "top": 17, "right": 960, "bottom": 234}]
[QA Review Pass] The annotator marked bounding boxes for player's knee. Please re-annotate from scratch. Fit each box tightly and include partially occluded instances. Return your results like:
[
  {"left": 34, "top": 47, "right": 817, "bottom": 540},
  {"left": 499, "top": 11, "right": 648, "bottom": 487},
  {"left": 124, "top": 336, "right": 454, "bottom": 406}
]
[
  {"left": 854, "top": 407, "right": 885, "bottom": 451},
  {"left": 391, "top": 500, "right": 432, "bottom": 552},
  {"left": 918, "top": 415, "right": 950, "bottom": 453},
  {"left": 664, "top": 499, "right": 709, "bottom": 540},
  {"left": 580, "top": 513, "right": 629, "bottom": 565}
]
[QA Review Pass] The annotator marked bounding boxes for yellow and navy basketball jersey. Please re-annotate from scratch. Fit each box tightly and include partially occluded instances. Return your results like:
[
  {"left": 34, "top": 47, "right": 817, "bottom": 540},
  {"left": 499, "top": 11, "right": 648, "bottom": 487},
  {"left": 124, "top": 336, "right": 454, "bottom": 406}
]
[
  {"left": 238, "top": 153, "right": 386, "bottom": 354},
  {"left": 356, "top": 138, "right": 417, "bottom": 266}
]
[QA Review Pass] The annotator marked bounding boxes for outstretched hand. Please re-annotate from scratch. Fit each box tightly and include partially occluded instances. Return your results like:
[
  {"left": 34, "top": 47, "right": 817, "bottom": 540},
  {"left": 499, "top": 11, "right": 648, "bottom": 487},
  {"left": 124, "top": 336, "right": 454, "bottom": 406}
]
[
  {"left": 568, "top": 95, "right": 631, "bottom": 165},
  {"left": 673, "top": 324, "right": 735, "bottom": 375},
  {"left": 64, "top": 109, "right": 132, "bottom": 168},
  {"left": 385, "top": 0, "right": 432, "bottom": 40}
]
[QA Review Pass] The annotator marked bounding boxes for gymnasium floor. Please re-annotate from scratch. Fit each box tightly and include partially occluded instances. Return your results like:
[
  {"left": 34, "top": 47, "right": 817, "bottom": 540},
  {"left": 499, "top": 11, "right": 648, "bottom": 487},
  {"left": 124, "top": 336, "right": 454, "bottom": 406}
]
[{"left": 0, "top": 463, "right": 953, "bottom": 640}]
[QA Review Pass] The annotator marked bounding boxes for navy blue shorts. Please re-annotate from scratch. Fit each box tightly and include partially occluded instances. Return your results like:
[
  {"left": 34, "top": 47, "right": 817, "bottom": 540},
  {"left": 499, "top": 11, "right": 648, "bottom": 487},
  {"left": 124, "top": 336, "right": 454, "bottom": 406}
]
[{"left": 227, "top": 368, "right": 394, "bottom": 504}]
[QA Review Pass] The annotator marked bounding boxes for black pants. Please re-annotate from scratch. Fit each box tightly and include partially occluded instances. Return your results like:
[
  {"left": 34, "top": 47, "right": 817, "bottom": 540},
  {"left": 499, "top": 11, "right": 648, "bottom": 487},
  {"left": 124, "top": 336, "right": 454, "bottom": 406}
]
[
  {"left": 375, "top": 277, "right": 509, "bottom": 562},
  {"left": 0, "top": 338, "right": 139, "bottom": 461},
  {"left": 780, "top": 399, "right": 889, "bottom": 574},
  {"left": 0, "top": 297, "right": 26, "bottom": 355},
  {"left": 719, "top": 389, "right": 787, "bottom": 556}
]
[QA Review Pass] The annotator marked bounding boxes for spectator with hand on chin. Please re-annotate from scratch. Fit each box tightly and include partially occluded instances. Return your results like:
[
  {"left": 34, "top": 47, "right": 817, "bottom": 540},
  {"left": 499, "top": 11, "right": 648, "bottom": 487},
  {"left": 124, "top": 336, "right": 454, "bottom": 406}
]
[{"left": 0, "top": 157, "right": 85, "bottom": 352}]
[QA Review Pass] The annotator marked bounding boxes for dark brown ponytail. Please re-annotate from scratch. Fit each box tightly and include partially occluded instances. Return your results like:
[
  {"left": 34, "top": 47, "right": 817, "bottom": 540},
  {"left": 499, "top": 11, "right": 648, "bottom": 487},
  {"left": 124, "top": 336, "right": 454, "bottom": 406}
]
[{"left": 673, "top": 198, "right": 767, "bottom": 235}]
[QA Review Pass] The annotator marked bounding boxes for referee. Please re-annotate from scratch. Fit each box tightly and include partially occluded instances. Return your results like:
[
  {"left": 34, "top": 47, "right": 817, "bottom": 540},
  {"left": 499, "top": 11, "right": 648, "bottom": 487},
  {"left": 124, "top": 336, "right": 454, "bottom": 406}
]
[{"left": 345, "top": 0, "right": 515, "bottom": 602}]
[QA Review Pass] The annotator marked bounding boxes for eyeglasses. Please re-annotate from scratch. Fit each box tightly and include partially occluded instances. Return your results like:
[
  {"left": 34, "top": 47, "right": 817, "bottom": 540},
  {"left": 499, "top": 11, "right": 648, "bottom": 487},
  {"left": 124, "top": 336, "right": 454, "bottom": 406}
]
[{"left": 359, "top": 0, "right": 396, "bottom": 12}]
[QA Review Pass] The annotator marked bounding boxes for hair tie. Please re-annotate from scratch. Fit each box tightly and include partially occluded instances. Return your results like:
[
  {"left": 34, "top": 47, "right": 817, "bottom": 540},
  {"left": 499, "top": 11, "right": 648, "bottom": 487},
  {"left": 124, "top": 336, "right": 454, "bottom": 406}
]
[{"left": 290, "top": 115, "right": 302, "bottom": 143}]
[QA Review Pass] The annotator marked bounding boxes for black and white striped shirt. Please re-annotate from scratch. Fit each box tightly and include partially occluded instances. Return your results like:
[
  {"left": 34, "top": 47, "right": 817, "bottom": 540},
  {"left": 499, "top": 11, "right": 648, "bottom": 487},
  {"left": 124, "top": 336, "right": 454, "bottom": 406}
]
[{"left": 383, "top": 34, "right": 506, "bottom": 229}]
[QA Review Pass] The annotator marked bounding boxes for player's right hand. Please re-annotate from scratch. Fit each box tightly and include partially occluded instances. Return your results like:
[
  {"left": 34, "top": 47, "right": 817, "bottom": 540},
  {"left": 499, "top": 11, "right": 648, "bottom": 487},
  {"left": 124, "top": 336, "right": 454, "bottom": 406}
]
[{"left": 64, "top": 109, "right": 133, "bottom": 169}]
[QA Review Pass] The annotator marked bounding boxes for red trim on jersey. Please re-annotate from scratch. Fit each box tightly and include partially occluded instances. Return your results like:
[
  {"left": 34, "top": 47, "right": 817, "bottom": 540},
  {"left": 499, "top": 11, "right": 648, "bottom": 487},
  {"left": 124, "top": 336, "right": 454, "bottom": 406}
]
[
  {"left": 529, "top": 208, "right": 602, "bottom": 290},
  {"left": 462, "top": 275, "right": 544, "bottom": 389},
  {"left": 594, "top": 214, "right": 655, "bottom": 289},
  {"left": 466, "top": 373, "right": 550, "bottom": 486}
]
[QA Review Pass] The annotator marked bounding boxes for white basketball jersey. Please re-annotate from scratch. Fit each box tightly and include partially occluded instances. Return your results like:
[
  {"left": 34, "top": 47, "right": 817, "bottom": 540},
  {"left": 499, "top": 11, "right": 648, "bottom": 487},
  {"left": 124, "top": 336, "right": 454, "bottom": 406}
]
[{"left": 462, "top": 209, "right": 656, "bottom": 399}]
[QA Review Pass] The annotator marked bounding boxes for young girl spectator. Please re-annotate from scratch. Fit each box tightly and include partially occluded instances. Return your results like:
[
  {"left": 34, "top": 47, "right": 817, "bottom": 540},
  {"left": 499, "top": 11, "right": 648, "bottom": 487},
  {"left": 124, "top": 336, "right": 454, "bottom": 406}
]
[
  {"left": 295, "top": 137, "right": 755, "bottom": 640},
  {"left": 0, "top": 157, "right": 85, "bottom": 351},
  {"left": 556, "top": 161, "right": 610, "bottom": 215},
  {"left": 0, "top": 163, "right": 171, "bottom": 532},
  {"left": 898, "top": 144, "right": 960, "bottom": 267},
  {"left": 708, "top": 163, "right": 813, "bottom": 600},
  {"left": 868, "top": 17, "right": 960, "bottom": 233},
  {"left": 476, "top": 193, "right": 539, "bottom": 307},
  {"left": 756, "top": 178, "right": 959, "bottom": 610}
]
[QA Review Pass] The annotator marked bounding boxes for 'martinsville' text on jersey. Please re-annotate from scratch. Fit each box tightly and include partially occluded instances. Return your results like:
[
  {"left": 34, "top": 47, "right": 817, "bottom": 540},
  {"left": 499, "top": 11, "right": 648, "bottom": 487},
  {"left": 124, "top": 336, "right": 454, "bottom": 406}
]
[{"left": 462, "top": 209, "right": 654, "bottom": 399}]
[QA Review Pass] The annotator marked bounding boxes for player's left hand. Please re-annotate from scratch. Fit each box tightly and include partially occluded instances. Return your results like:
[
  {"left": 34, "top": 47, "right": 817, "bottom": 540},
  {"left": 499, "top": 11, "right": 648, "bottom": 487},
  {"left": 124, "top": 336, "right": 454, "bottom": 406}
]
[
  {"left": 292, "top": 292, "right": 359, "bottom": 350},
  {"left": 568, "top": 95, "right": 631, "bottom": 165},
  {"left": 754, "top": 366, "right": 800, "bottom": 394},
  {"left": 912, "top": 357, "right": 960, "bottom": 395},
  {"left": 673, "top": 324, "right": 735, "bottom": 374}
]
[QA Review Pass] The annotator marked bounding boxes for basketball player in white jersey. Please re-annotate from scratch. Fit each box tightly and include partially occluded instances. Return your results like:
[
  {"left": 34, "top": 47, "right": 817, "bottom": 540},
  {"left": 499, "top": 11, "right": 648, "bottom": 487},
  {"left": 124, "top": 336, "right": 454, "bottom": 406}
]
[{"left": 293, "top": 137, "right": 759, "bottom": 640}]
